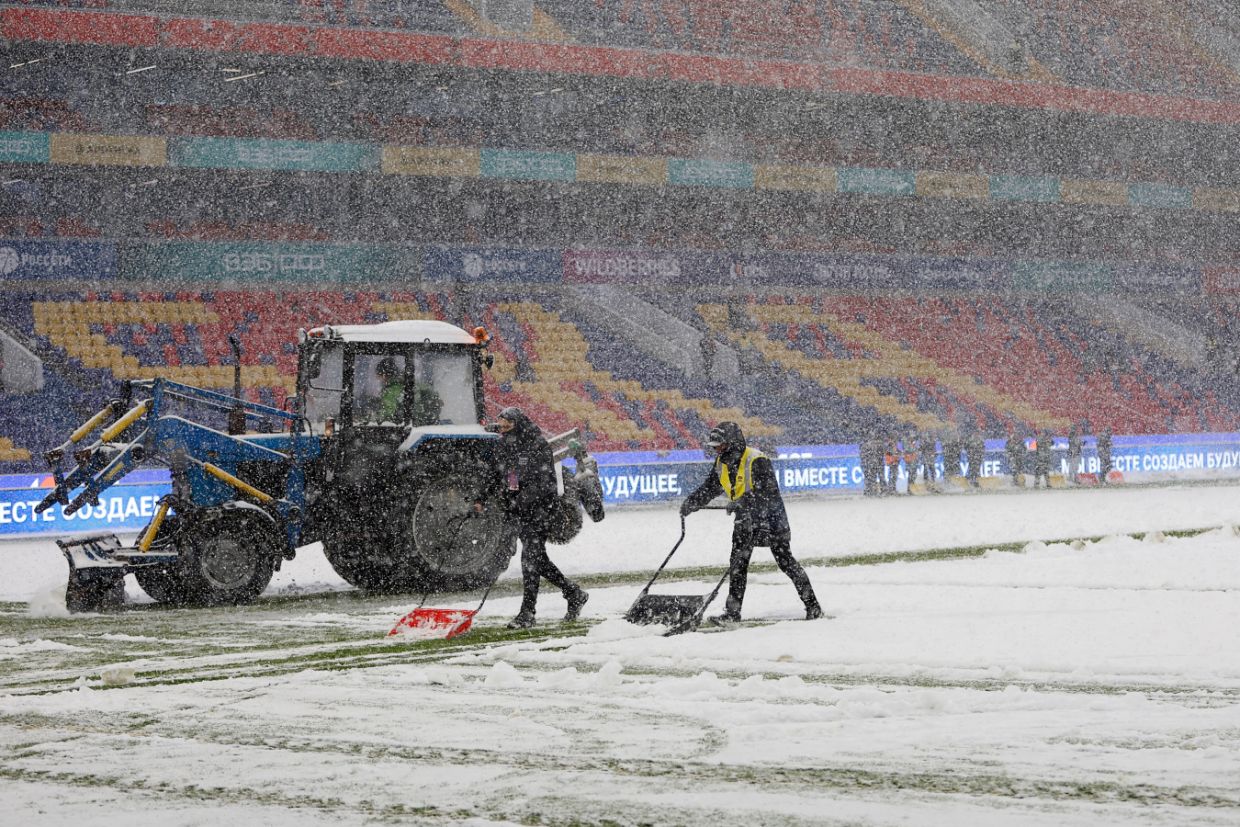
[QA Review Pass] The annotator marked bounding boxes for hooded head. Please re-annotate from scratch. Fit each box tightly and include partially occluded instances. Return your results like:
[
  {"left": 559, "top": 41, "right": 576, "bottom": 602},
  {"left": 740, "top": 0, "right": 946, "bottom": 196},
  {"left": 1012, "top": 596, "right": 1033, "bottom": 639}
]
[
  {"left": 497, "top": 406, "right": 540, "bottom": 440},
  {"left": 706, "top": 421, "right": 746, "bottom": 465}
]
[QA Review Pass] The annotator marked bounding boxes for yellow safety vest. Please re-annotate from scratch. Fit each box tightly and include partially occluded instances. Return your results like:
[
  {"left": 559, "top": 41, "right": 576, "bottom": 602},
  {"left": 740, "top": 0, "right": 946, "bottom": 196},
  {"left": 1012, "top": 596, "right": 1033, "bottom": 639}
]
[{"left": 718, "top": 447, "right": 762, "bottom": 501}]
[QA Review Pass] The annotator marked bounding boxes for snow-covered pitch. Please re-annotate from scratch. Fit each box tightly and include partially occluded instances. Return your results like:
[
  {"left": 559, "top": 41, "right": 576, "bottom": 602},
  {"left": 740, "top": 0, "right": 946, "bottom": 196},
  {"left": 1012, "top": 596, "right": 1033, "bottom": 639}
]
[{"left": 3, "top": 483, "right": 1239, "bottom": 825}]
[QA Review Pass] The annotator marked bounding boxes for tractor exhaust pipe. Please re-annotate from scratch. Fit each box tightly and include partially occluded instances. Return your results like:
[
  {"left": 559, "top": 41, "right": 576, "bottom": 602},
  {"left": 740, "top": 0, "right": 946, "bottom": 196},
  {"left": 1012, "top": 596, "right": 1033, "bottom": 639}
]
[{"left": 227, "top": 333, "right": 246, "bottom": 435}]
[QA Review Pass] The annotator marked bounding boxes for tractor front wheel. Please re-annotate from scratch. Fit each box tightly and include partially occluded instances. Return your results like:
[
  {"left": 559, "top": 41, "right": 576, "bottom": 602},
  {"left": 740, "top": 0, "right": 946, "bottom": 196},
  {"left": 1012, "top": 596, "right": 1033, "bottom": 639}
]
[{"left": 174, "top": 510, "right": 279, "bottom": 606}]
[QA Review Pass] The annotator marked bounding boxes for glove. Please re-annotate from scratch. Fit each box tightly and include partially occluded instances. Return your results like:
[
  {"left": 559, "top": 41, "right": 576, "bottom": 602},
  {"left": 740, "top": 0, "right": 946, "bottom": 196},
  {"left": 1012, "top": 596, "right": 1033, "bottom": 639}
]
[{"left": 727, "top": 496, "right": 753, "bottom": 519}]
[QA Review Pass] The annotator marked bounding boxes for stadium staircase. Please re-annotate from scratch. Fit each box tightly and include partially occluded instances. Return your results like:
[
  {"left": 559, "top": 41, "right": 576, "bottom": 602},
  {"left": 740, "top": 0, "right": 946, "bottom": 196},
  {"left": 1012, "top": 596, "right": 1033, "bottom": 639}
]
[{"left": 487, "top": 301, "right": 776, "bottom": 451}]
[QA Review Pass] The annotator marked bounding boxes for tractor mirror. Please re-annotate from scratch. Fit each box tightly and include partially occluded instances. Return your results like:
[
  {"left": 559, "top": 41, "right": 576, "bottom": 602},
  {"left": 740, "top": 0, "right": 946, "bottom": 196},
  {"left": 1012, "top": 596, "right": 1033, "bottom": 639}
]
[{"left": 306, "top": 350, "right": 322, "bottom": 379}]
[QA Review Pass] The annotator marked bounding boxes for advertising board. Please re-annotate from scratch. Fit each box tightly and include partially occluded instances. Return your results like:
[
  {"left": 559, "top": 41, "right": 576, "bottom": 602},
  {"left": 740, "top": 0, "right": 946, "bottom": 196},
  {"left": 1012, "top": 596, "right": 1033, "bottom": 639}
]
[
  {"left": 50, "top": 133, "right": 166, "bottom": 167},
  {"left": 0, "top": 239, "right": 117, "bottom": 281},
  {"left": 562, "top": 248, "right": 724, "bottom": 285},
  {"left": 381, "top": 146, "right": 480, "bottom": 177},
  {"left": 990, "top": 174, "right": 1060, "bottom": 202},
  {"left": 667, "top": 159, "right": 754, "bottom": 189},
  {"left": 576, "top": 154, "right": 667, "bottom": 186},
  {"left": 172, "top": 137, "right": 375, "bottom": 172},
  {"left": 480, "top": 149, "right": 575, "bottom": 181},
  {"left": 1129, "top": 182, "right": 1192, "bottom": 210},
  {"left": 6, "top": 434, "right": 1240, "bottom": 536},
  {"left": 754, "top": 164, "right": 837, "bottom": 193},
  {"left": 915, "top": 171, "right": 987, "bottom": 200},
  {"left": 0, "top": 130, "right": 49, "bottom": 163},
  {"left": 838, "top": 167, "right": 915, "bottom": 196},
  {"left": 122, "top": 241, "right": 409, "bottom": 284},
  {"left": 0, "top": 482, "right": 170, "bottom": 537},
  {"left": 424, "top": 245, "right": 561, "bottom": 283}
]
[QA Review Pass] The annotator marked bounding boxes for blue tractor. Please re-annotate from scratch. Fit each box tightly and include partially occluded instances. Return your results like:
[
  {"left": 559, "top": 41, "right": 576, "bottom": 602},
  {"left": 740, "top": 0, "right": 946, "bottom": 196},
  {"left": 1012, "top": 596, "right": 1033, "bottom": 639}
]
[{"left": 38, "top": 320, "right": 604, "bottom": 612}]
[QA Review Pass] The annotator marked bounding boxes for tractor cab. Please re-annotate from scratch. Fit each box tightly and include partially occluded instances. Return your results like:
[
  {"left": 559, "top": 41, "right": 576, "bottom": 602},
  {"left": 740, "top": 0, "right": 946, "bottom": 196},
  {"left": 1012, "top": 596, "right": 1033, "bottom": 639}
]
[{"left": 297, "top": 320, "right": 490, "bottom": 437}]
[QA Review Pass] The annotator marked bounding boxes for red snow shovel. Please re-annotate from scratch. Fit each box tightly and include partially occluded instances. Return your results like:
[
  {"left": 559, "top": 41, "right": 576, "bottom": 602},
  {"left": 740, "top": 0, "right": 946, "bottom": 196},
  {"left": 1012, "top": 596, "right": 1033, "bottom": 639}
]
[{"left": 388, "top": 584, "right": 495, "bottom": 640}]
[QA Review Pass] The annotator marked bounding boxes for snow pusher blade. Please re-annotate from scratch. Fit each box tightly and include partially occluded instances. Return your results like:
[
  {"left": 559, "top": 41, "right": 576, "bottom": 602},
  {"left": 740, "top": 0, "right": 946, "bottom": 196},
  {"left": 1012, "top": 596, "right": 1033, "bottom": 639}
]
[
  {"left": 624, "top": 511, "right": 732, "bottom": 635},
  {"left": 58, "top": 527, "right": 180, "bottom": 613},
  {"left": 388, "top": 607, "right": 477, "bottom": 640},
  {"left": 624, "top": 594, "right": 708, "bottom": 631},
  {"left": 57, "top": 534, "right": 129, "bottom": 613}
]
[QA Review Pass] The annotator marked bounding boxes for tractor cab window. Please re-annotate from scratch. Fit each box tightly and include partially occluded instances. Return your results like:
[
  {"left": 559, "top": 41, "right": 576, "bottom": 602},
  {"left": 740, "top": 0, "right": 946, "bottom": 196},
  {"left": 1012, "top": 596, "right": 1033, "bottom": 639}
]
[
  {"left": 354, "top": 353, "right": 408, "bottom": 425},
  {"left": 303, "top": 344, "right": 343, "bottom": 426},
  {"left": 412, "top": 350, "right": 474, "bottom": 425}
]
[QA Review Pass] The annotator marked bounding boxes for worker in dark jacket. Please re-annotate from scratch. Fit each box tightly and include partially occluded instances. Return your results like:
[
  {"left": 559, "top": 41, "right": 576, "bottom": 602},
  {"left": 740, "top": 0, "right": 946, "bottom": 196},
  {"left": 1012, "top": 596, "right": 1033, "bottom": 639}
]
[
  {"left": 1033, "top": 429, "right": 1052, "bottom": 488},
  {"left": 496, "top": 407, "right": 588, "bottom": 629},
  {"left": 1097, "top": 427, "right": 1113, "bottom": 484},
  {"left": 1067, "top": 425, "right": 1082, "bottom": 484},
  {"left": 859, "top": 430, "right": 882, "bottom": 496},
  {"left": 680, "top": 421, "right": 822, "bottom": 623},
  {"left": 918, "top": 430, "right": 938, "bottom": 488},
  {"left": 1005, "top": 429, "right": 1025, "bottom": 487},
  {"left": 964, "top": 429, "right": 984, "bottom": 488}
]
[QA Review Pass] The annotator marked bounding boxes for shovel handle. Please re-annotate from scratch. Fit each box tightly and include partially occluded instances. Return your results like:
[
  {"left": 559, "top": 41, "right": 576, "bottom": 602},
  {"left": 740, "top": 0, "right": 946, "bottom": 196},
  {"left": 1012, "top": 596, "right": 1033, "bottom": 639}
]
[{"left": 635, "top": 514, "right": 687, "bottom": 598}]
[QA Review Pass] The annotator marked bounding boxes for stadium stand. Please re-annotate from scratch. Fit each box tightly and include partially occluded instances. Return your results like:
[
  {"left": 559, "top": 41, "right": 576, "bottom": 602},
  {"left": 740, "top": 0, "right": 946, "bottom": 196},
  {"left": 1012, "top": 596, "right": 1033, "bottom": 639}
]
[
  {"left": 826, "top": 294, "right": 1240, "bottom": 435},
  {"left": 4, "top": 0, "right": 1235, "bottom": 102},
  {"left": 539, "top": 0, "right": 983, "bottom": 74},
  {"left": 0, "top": 2, "right": 1235, "bottom": 476},
  {"left": 0, "top": 286, "right": 782, "bottom": 465},
  {"left": 991, "top": 0, "right": 1237, "bottom": 98},
  {"left": 4, "top": 277, "right": 1240, "bottom": 473},
  {"left": 0, "top": 95, "right": 92, "bottom": 132}
]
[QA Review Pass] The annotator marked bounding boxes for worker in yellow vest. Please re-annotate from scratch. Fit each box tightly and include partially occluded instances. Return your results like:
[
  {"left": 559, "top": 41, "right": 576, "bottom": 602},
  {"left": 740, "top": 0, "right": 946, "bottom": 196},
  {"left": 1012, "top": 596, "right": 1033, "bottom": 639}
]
[{"left": 680, "top": 421, "right": 823, "bottom": 624}]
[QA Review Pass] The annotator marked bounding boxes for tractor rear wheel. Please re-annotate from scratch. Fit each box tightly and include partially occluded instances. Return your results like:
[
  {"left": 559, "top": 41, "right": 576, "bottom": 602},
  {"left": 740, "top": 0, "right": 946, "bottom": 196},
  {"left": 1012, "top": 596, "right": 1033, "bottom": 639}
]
[
  {"left": 322, "top": 471, "right": 515, "bottom": 594},
  {"left": 403, "top": 471, "right": 515, "bottom": 592}
]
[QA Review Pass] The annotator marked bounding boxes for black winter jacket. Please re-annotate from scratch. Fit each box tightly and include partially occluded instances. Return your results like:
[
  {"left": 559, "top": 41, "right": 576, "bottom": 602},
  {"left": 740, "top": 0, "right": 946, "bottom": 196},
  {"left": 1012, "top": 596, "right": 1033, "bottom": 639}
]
[
  {"left": 684, "top": 442, "right": 790, "bottom": 545},
  {"left": 497, "top": 410, "right": 559, "bottom": 533}
]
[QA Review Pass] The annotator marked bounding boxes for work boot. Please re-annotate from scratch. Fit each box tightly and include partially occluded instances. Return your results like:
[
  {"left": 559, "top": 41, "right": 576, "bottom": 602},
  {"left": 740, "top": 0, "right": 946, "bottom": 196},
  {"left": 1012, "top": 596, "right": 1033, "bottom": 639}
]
[
  {"left": 506, "top": 612, "right": 535, "bottom": 630},
  {"left": 805, "top": 603, "right": 824, "bottom": 621},
  {"left": 708, "top": 595, "right": 742, "bottom": 626},
  {"left": 564, "top": 585, "right": 589, "bottom": 622}
]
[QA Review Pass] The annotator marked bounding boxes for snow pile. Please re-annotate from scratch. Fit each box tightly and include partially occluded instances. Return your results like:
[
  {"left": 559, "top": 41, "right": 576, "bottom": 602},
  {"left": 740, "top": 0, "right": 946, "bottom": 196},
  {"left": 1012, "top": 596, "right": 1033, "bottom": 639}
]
[{"left": 24, "top": 579, "right": 70, "bottom": 618}]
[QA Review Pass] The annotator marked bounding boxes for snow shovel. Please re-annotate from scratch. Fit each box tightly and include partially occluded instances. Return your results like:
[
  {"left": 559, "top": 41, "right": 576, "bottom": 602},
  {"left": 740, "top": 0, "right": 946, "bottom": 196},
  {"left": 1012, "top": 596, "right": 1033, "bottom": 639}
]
[
  {"left": 388, "top": 582, "right": 495, "bottom": 640},
  {"left": 388, "top": 511, "right": 500, "bottom": 640},
  {"left": 624, "top": 509, "right": 732, "bottom": 636}
]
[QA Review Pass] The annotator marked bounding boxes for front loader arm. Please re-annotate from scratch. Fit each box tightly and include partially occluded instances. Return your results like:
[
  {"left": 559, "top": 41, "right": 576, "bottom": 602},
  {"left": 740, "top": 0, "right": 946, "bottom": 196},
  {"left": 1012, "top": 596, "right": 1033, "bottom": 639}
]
[
  {"left": 63, "top": 427, "right": 152, "bottom": 516},
  {"left": 36, "top": 400, "right": 152, "bottom": 514},
  {"left": 37, "top": 378, "right": 312, "bottom": 519}
]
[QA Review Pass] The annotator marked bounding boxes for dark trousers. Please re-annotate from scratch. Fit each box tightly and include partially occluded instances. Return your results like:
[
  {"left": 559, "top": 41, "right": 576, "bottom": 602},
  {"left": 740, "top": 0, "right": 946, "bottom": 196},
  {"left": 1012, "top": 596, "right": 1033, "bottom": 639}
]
[
  {"left": 883, "top": 462, "right": 898, "bottom": 493},
  {"left": 518, "top": 528, "right": 572, "bottom": 615},
  {"left": 725, "top": 528, "right": 818, "bottom": 616}
]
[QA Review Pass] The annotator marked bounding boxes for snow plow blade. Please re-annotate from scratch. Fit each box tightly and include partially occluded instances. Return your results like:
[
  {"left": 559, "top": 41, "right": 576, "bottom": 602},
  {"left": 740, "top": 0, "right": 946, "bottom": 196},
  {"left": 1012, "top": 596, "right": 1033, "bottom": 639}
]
[{"left": 57, "top": 534, "right": 177, "bottom": 613}]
